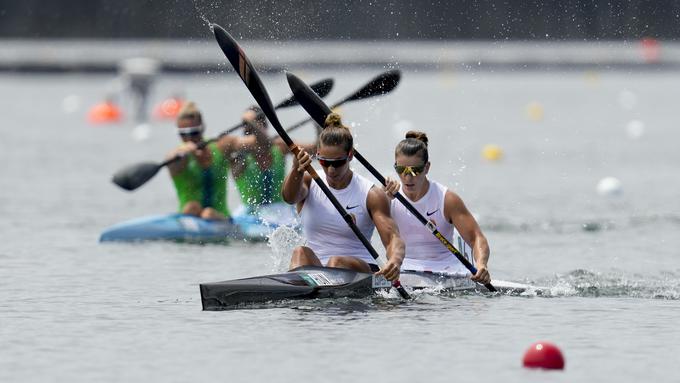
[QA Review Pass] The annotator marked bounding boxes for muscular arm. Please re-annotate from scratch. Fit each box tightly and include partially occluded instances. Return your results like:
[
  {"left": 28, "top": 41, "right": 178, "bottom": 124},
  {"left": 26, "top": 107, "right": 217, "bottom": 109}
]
[
  {"left": 443, "top": 190, "right": 491, "bottom": 282},
  {"left": 281, "top": 147, "right": 312, "bottom": 208},
  {"left": 367, "top": 187, "right": 405, "bottom": 280}
]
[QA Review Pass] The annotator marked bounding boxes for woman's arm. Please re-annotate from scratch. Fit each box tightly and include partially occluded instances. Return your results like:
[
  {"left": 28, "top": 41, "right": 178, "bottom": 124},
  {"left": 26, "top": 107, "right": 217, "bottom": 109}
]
[
  {"left": 366, "top": 187, "right": 405, "bottom": 281},
  {"left": 443, "top": 190, "right": 491, "bottom": 284},
  {"left": 281, "top": 146, "right": 312, "bottom": 206},
  {"left": 166, "top": 143, "right": 194, "bottom": 176}
]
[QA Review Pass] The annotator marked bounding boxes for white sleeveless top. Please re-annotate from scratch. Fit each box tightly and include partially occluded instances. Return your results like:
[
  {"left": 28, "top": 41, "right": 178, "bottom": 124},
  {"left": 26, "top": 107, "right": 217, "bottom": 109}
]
[
  {"left": 300, "top": 172, "right": 377, "bottom": 265},
  {"left": 391, "top": 180, "right": 474, "bottom": 276}
]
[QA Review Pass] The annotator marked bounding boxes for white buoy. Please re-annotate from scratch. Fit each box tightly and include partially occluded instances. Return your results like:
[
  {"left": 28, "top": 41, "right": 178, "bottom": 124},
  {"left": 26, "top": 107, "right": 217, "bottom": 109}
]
[
  {"left": 618, "top": 90, "right": 637, "bottom": 110},
  {"left": 61, "top": 94, "right": 81, "bottom": 114},
  {"left": 596, "top": 177, "right": 623, "bottom": 197},
  {"left": 131, "top": 123, "right": 152, "bottom": 142},
  {"left": 625, "top": 119, "right": 646, "bottom": 139}
]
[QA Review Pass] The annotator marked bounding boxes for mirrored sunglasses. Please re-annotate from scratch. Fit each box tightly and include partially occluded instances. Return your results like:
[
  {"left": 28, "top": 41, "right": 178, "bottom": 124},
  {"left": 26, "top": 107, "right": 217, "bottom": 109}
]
[{"left": 394, "top": 164, "right": 426, "bottom": 176}]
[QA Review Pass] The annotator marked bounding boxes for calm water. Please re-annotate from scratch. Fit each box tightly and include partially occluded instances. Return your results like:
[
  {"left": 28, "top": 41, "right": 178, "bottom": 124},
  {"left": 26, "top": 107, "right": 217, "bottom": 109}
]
[{"left": 1, "top": 68, "right": 679, "bottom": 382}]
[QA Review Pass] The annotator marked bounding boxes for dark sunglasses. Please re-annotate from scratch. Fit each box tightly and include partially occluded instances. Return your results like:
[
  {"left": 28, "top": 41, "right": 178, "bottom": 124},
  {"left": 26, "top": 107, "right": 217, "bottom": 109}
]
[
  {"left": 179, "top": 131, "right": 202, "bottom": 138},
  {"left": 394, "top": 163, "right": 426, "bottom": 176},
  {"left": 315, "top": 154, "right": 349, "bottom": 168}
]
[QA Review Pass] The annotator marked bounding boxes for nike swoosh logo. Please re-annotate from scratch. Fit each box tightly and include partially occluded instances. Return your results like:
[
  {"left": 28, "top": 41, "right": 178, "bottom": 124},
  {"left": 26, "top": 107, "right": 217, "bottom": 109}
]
[
  {"left": 426, "top": 209, "right": 439, "bottom": 216},
  {"left": 346, "top": 204, "right": 360, "bottom": 210}
]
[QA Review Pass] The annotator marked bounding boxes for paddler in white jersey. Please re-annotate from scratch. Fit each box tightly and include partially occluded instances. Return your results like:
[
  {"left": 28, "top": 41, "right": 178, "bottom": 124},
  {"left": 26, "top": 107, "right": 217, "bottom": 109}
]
[
  {"left": 282, "top": 113, "right": 405, "bottom": 281},
  {"left": 383, "top": 131, "right": 492, "bottom": 284}
]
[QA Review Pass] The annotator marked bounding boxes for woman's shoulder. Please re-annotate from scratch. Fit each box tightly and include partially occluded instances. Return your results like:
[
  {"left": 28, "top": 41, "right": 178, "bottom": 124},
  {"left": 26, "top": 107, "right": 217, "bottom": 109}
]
[
  {"left": 428, "top": 179, "right": 450, "bottom": 194},
  {"left": 352, "top": 172, "right": 376, "bottom": 190}
]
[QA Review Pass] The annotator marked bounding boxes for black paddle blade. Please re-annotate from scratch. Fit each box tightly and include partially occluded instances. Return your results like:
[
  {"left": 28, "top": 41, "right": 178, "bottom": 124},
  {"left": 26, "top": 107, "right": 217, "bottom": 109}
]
[
  {"left": 112, "top": 162, "right": 162, "bottom": 191},
  {"left": 286, "top": 71, "right": 332, "bottom": 127},
  {"left": 211, "top": 23, "right": 291, "bottom": 146},
  {"left": 275, "top": 78, "right": 334, "bottom": 109},
  {"left": 343, "top": 69, "right": 401, "bottom": 103}
]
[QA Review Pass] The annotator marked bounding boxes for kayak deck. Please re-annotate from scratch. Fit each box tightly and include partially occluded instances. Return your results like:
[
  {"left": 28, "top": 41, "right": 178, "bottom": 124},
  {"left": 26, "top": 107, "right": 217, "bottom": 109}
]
[
  {"left": 200, "top": 266, "right": 390, "bottom": 310},
  {"left": 200, "top": 266, "right": 539, "bottom": 310}
]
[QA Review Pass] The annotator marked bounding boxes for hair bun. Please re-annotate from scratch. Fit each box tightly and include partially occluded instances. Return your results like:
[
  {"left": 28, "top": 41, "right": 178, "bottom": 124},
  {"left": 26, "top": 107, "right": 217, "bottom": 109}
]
[
  {"left": 324, "top": 112, "right": 343, "bottom": 128},
  {"left": 405, "top": 130, "right": 428, "bottom": 146}
]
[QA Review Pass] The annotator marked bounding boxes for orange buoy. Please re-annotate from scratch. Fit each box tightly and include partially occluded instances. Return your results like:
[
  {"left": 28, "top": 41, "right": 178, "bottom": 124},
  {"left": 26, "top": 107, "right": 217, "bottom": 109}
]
[
  {"left": 153, "top": 96, "right": 184, "bottom": 120},
  {"left": 87, "top": 100, "right": 122, "bottom": 124},
  {"left": 522, "top": 341, "right": 565, "bottom": 370}
]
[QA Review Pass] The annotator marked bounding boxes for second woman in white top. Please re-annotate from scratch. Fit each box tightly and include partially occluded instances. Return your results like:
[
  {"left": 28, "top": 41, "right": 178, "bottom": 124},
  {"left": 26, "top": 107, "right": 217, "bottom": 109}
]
[
  {"left": 282, "top": 113, "right": 405, "bottom": 281},
  {"left": 384, "top": 131, "right": 492, "bottom": 284}
]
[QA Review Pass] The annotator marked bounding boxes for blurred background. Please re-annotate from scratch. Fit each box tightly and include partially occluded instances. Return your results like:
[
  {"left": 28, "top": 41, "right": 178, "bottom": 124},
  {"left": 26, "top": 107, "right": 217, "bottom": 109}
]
[
  {"left": 2, "top": 2, "right": 679, "bottom": 382},
  {"left": 2, "top": 0, "right": 679, "bottom": 73}
]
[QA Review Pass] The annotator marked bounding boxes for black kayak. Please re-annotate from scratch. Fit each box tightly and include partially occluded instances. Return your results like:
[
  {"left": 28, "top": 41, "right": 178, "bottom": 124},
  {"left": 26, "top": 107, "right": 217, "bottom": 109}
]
[
  {"left": 200, "top": 266, "right": 543, "bottom": 310},
  {"left": 200, "top": 266, "right": 392, "bottom": 310}
]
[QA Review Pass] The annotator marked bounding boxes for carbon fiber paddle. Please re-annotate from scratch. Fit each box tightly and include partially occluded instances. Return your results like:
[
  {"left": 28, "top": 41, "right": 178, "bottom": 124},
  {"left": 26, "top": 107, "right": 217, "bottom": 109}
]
[
  {"left": 211, "top": 23, "right": 410, "bottom": 299},
  {"left": 286, "top": 71, "right": 497, "bottom": 292},
  {"left": 111, "top": 78, "right": 333, "bottom": 191}
]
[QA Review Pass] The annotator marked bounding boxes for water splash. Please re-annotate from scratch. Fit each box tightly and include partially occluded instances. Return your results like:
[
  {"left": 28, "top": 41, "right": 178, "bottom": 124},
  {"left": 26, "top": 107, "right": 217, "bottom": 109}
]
[
  {"left": 192, "top": 0, "right": 216, "bottom": 30},
  {"left": 537, "top": 269, "right": 680, "bottom": 300},
  {"left": 266, "top": 226, "right": 305, "bottom": 272}
]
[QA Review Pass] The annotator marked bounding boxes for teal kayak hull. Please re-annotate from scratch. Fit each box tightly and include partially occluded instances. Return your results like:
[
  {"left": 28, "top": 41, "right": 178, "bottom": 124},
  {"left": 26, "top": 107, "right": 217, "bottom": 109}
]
[{"left": 100, "top": 203, "right": 298, "bottom": 243}]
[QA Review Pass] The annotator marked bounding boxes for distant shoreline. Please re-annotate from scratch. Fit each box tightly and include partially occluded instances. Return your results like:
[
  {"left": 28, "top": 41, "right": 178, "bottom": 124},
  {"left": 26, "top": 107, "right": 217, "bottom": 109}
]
[{"left": 2, "top": 39, "right": 678, "bottom": 73}]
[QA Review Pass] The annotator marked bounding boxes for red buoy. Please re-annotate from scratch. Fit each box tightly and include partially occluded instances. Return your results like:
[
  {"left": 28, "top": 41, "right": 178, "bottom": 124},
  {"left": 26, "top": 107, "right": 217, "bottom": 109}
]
[
  {"left": 87, "top": 100, "right": 122, "bottom": 124},
  {"left": 153, "top": 96, "right": 184, "bottom": 120},
  {"left": 522, "top": 341, "right": 565, "bottom": 370},
  {"left": 641, "top": 38, "right": 660, "bottom": 64}
]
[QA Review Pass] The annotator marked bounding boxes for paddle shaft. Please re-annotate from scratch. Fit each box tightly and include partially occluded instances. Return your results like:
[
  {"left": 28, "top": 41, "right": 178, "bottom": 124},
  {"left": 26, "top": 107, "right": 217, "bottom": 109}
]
[
  {"left": 163, "top": 77, "right": 333, "bottom": 166},
  {"left": 285, "top": 70, "right": 400, "bottom": 135},
  {"left": 286, "top": 72, "right": 497, "bottom": 292},
  {"left": 212, "top": 24, "right": 410, "bottom": 299},
  {"left": 280, "top": 100, "right": 359, "bottom": 135},
  {"left": 164, "top": 111, "right": 304, "bottom": 167},
  {"left": 358, "top": 153, "right": 497, "bottom": 292}
]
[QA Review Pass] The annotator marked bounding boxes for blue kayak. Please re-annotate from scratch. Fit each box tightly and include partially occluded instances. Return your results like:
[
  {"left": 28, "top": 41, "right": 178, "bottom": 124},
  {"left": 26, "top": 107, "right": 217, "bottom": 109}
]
[{"left": 100, "top": 203, "right": 298, "bottom": 244}]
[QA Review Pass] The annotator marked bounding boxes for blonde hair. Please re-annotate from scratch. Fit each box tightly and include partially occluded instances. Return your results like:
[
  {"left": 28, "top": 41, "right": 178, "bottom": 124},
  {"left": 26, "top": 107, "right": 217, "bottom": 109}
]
[
  {"left": 177, "top": 101, "right": 202, "bottom": 125},
  {"left": 319, "top": 112, "right": 353, "bottom": 152},
  {"left": 395, "top": 130, "right": 429, "bottom": 162}
]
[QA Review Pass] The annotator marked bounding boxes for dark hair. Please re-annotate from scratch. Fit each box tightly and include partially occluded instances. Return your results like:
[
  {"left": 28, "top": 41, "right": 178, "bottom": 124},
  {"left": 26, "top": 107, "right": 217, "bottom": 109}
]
[
  {"left": 247, "top": 105, "right": 267, "bottom": 125},
  {"left": 395, "top": 130, "right": 429, "bottom": 162},
  {"left": 319, "top": 113, "right": 353, "bottom": 152}
]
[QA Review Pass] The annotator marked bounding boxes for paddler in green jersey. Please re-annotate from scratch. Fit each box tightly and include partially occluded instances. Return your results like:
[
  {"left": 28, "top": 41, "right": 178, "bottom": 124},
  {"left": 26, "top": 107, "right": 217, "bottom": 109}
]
[
  {"left": 166, "top": 102, "right": 258, "bottom": 220},
  {"left": 231, "top": 106, "right": 317, "bottom": 211}
]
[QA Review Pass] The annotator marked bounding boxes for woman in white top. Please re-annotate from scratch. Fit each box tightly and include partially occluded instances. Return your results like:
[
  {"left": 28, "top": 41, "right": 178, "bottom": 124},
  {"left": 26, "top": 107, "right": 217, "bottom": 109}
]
[
  {"left": 282, "top": 113, "right": 404, "bottom": 281},
  {"left": 384, "top": 131, "right": 491, "bottom": 284}
]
